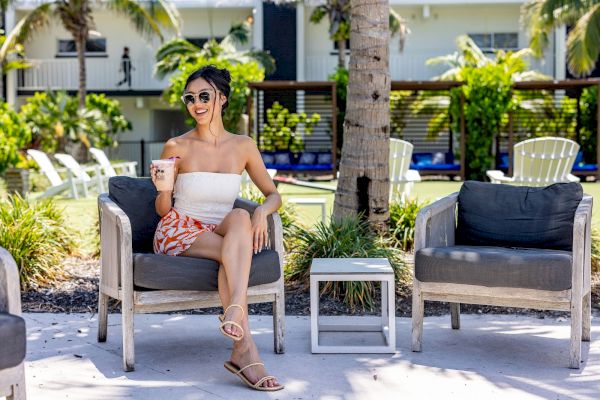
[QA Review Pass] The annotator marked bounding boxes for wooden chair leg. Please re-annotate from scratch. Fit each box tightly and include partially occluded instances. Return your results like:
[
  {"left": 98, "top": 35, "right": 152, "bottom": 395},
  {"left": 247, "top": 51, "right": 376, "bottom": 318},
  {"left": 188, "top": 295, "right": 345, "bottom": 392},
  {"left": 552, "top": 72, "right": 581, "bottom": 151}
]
[
  {"left": 412, "top": 280, "right": 424, "bottom": 352},
  {"left": 273, "top": 289, "right": 285, "bottom": 354},
  {"left": 122, "top": 298, "right": 135, "bottom": 372},
  {"left": 7, "top": 363, "right": 26, "bottom": 400},
  {"left": 570, "top": 295, "right": 583, "bottom": 369},
  {"left": 450, "top": 303, "right": 460, "bottom": 330},
  {"left": 583, "top": 291, "right": 591, "bottom": 342},
  {"left": 97, "top": 291, "right": 109, "bottom": 342}
]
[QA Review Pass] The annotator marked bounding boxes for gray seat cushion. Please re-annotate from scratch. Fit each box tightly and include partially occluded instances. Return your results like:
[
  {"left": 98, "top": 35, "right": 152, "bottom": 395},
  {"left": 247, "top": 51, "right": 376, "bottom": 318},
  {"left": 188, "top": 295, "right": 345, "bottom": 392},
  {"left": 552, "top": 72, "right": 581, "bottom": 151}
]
[
  {"left": 108, "top": 177, "right": 160, "bottom": 254},
  {"left": 0, "top": 312, "right": 26, "bottom": 370},
  {"left": 415, "top": 246, "right": 572, "bottom": 291},
  {"left": 456, "top": 181, "right": 582, "bottom": 251},
  {"left": 133, "top": 250, "right": 280, "bottom": 291}
]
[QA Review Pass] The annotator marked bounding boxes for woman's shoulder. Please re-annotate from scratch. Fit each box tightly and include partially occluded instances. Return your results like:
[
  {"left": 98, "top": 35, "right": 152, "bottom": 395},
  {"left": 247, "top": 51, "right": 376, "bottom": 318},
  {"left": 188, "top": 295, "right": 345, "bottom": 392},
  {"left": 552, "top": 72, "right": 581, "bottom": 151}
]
[{"left": 230, "top": 133, "right": 257, "bottom": 148}]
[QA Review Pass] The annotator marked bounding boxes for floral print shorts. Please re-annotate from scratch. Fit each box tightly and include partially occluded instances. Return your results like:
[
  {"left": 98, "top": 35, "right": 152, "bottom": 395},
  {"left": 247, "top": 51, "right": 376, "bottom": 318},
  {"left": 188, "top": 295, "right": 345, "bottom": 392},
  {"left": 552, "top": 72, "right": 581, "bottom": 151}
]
[{"left": 153, "top": 208, "right": 218, "bottom": 256}]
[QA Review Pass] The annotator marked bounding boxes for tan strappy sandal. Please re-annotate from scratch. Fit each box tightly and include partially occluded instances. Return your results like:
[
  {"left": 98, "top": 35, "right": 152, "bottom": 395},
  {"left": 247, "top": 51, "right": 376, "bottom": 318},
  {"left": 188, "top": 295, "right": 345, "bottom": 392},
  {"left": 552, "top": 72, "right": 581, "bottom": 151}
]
[
  {"left": 219, "top": 304, "right": 245, "bottom": 341},
  {"left": 224, "top": 361, "right": 284, "bottom": 392}
]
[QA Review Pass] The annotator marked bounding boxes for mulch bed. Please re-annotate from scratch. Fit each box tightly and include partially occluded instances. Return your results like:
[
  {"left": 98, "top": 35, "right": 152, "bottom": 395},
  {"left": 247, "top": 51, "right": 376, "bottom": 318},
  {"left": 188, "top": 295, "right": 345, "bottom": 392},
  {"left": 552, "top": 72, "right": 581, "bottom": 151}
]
[{"left": 22, "top": 257, "right": 600, "bottom": 319}]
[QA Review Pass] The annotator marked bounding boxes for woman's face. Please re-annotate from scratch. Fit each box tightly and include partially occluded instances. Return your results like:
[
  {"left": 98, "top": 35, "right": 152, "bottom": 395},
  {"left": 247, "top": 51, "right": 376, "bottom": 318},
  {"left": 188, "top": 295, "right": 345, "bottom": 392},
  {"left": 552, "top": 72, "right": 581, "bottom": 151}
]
[{"left": 182, "top": 77, "right": 225, "bottom": 125}]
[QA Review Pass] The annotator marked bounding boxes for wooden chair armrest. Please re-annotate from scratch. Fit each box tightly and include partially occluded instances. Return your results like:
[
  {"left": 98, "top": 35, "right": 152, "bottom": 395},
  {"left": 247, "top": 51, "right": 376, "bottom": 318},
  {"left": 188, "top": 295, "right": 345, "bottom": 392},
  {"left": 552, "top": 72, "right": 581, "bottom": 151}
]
[
  {"left": 98, "top": 194, "right": 133, "bottom": 295},
  {"left": 486, "top": 170, "right": 512, "bottom": 183},
  {"left": 0, "top": 247, "right": 22, "bottom": 316},
  {"left": 572, "top": 195, "right": 593, "bottom": 292},
  {"left": 414, "top": 192, "right": 458, "bottom": 251}
]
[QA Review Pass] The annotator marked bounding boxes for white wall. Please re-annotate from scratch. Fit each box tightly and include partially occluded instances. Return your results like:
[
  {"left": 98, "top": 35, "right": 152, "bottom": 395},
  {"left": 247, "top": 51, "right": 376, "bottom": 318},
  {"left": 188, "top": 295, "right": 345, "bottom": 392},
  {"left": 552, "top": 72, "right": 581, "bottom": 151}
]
[{"left": 304, "top": 3, "right": 555, "bottom": 80}]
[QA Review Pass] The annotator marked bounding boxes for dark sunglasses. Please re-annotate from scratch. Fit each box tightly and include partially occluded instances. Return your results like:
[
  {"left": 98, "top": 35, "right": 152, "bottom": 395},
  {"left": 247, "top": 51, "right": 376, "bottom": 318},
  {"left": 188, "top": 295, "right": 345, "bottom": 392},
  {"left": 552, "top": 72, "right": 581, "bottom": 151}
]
[{"left": 181, "top": 90, "right": 217, "bottom": 106}]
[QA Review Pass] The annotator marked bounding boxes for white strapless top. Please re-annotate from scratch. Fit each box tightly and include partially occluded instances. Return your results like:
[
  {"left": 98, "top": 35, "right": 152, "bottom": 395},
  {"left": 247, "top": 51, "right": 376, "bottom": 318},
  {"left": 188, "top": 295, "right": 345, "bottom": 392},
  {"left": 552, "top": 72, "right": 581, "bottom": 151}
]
[{"left": 173, "top": 172, "right": 242, "bottom": 225}]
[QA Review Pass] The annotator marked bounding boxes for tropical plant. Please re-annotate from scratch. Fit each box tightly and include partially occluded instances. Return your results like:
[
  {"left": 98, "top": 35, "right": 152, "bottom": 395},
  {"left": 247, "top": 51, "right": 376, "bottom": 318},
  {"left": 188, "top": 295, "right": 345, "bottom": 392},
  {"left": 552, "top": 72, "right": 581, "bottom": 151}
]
[
  {"left": 388, "top": 198, "right": 426, "bottom": 252},
  {"left": 0, "top": 194, "right": 75, "bottom": 290},
  {"left": 1, "top": 0, "right": 181, "bottom": 107},
  {"left": 259, "top": 102, "right": 321, "bottom": 152},
  {"left": 0, "top": 101, "right": 31, "bottom": 174},
  {"left": 422, "top": 35, "right": 549, "bottom": 180},
  {"left": 329, "top": 66, "right": 348, "bottom": 155},
  {"left": 580, "top": 86, "right": 598, "bottom": 164},
  {"left": 308, "top": 0, "right": 409, "bottom": 68},
  {"left": 164, "top": 57, "right": 265, "bottom": 132},
  {"left": 154, "top": 21, "right": 275, "bottom": 79},
  {"left": 333, "top": 0, "right": 391, "bottom": 230},
  {"left": 0, "top": 28, "right": 30, "bottom": 75},
  {"left": 522, "top": 0, "right": 600, "bottom": 77},
  {"left": 285, "top": 214, "right": 405, "bottom": 309},
  {"left": 20, "top": 91, "right": 131, "bottom": 153}
]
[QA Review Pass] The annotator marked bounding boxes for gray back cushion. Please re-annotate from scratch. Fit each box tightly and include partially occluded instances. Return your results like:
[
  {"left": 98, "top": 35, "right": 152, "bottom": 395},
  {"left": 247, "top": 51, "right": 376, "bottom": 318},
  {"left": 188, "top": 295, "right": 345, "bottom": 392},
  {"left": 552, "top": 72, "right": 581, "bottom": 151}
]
[
  {"left": 456, "top": 181, "right": 583, "bottom": 251},
  {"left": 108, "top": 177, "right": 160, "bottom": 253}
]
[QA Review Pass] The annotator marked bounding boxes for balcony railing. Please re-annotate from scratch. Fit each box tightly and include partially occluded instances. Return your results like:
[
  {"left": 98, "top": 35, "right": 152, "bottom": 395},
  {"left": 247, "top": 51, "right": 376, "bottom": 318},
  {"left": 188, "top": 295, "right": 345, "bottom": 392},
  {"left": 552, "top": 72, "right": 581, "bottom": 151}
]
[
  {"left": 18, "top": 58, "right": 166, "bottom": 92},
  {"left": 305, "top": 51, "right": 555, "bottom": 81}
]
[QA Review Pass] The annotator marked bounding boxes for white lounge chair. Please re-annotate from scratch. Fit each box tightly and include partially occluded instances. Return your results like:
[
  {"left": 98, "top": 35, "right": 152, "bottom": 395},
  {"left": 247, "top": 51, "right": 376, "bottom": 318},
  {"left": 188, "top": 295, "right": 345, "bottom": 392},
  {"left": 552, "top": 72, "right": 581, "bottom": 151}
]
[
  {"left": 89, "top": 147, "right": 138, "bottom": 178},
  {"left": 54, "top": 153, "right": 105, "bottom": 196},
  {"left": 389, "top": 138, "right": 421, "bottom": 203},
  {"left": 27, "top": 149, "right": 85, "bottom": 199},
  {"left": 487, "top": 137, "right": 580, "bottom": 187}
]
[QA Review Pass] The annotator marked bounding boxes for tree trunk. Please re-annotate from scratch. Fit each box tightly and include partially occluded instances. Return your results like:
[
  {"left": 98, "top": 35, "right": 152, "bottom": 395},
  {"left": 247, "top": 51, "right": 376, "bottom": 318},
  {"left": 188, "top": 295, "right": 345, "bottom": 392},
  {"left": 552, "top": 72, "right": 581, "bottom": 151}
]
[
  {"left": 333, "top": 0, "right": 390, "bottom": 232},
  {"left": 337, "top": 38, "right": 346, "bottom": 68},
  {"left": 75, "top": 32, "right": 86, "bottom": 109}
]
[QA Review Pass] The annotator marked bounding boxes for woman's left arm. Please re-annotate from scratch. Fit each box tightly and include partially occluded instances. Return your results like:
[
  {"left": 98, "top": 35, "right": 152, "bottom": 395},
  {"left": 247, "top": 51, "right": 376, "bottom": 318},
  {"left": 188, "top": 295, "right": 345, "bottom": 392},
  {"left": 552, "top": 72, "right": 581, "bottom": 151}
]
[{"left": 243, "top": 137, "right": 282, "bottom": 254}]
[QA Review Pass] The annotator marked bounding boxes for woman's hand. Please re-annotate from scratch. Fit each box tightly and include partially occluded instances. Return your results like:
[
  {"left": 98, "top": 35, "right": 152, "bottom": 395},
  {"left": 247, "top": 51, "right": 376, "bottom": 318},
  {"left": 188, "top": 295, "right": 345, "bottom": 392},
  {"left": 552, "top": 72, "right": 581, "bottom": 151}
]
[{"left": 251, "top": 206, "right": 269, "bottom": 254}]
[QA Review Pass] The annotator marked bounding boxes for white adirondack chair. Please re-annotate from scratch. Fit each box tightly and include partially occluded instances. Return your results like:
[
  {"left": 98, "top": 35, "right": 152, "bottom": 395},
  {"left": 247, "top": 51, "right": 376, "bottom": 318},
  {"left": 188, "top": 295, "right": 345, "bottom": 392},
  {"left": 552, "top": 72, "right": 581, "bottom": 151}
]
[
  {"left": 54, "top": 153, "right": 106, "bottom": 196},
  {"left": 390, "top": 138, "right": 421, "bottom": 203},
  {"left": 89, "top": 147, "right": 138, "bottom": 178},
  {"left": 486, "top": 137, "right": 580, "bottom": 187},
  {"left": 27, "top": 149, "right": 86, "bottom": 199}
]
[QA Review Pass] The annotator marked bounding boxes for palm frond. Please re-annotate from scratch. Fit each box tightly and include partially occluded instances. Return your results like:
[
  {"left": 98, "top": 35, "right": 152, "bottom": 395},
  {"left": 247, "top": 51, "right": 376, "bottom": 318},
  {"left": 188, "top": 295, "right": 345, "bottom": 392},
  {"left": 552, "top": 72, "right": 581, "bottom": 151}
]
[
  {"left": 144, "top": 0, "right": 182, "bottom": 36},
  {"left": 226, "top": 21, "right": 251, "bottom": 45},
  {"left": 0, "top": 2, "right": 53, "bottom": 62},
  {"left": 104, "top": 0, "right": 164, "bottom": 42},
  {"left": 567, "top": 3, "right": 600, "bottom": 77}
]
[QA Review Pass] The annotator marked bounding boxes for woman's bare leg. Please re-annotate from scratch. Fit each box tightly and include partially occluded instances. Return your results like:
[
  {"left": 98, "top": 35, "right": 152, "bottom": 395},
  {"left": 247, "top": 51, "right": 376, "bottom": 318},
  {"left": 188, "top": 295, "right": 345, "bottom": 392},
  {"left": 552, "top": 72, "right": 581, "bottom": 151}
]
[{"left": 181, "top": 209, "right": 279, "bottom": 388}]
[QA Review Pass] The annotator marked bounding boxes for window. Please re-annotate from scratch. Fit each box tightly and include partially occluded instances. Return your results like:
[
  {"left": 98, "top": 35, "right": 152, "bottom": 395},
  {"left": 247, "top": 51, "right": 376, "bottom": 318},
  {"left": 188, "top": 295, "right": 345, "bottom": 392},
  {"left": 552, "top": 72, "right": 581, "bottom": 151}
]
[
  {"left": 57, "top": 38, "right": 107, "bottom": 57},
  {"left": 186, "top": 37, "right": 224, "bottom": 48},
  {"left": 468, "top": 32, "right": 518, "bottom": 53},
  {"left": 332, "top": 38, "right": 350, "bottom": 54}
]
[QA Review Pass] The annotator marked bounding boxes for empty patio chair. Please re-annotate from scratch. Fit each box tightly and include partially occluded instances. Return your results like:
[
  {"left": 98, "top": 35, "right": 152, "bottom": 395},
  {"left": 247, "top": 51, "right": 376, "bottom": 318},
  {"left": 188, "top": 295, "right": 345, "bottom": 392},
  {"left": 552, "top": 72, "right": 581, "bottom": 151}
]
[
  {"left": 54, "top": 153, "right": 106, "bottom": 195},
  {"left": 389, "top": 138, "right": 421, "bottom": 203},
  {"left": 412, "top": 181, "right": 592, "bottom": 368},
  {"left": 0, "top": 247, "right": 27, "bottom": 400},
  {"left": 97, "top": 177, "right": 285, "bottom": 371},
  {"left": 89, "top": 147, "right": 138, "bottom": 178},
  {"left": 27, "top": 149, "right": 85, "bottom": 199},
  {"left": 486, "top": 137, "right": 580, "bottom": 186}
]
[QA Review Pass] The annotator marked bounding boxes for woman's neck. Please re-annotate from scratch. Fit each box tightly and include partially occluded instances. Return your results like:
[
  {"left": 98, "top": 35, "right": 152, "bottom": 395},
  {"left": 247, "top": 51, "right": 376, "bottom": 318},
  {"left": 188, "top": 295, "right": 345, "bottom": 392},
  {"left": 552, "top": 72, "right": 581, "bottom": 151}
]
[{"left": 192, "top": 121, "right": 227, "bottom": 142}]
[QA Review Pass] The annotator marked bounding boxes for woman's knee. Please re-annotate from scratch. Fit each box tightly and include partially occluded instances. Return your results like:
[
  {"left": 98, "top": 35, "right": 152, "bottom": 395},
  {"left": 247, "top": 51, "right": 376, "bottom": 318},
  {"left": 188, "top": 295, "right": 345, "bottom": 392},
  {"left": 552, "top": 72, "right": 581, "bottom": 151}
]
[{"left": 229, "top": 208, "right": 252, "bottom": 229}]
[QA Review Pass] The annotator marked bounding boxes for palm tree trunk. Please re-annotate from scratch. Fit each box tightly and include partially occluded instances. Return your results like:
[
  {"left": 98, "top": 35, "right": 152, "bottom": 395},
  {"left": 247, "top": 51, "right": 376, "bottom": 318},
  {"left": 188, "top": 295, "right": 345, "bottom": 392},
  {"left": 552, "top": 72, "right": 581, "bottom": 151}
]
[
  {"left": 337, "top": 38, "right": 346, "bottom": 68},
  {"left": 75, "top": 32, "right": 86, "bottom": 109},
  {"left": 333, "top": 0, "right": 390, "bottom": 231}
]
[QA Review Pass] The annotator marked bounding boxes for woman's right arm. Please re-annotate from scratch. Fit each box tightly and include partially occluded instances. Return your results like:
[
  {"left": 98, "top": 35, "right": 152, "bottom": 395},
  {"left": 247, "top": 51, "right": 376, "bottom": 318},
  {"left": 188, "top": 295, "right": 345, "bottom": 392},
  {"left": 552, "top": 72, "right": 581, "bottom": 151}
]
[{"left": 152, "top": 139, "right": 179, "bottom": 217}]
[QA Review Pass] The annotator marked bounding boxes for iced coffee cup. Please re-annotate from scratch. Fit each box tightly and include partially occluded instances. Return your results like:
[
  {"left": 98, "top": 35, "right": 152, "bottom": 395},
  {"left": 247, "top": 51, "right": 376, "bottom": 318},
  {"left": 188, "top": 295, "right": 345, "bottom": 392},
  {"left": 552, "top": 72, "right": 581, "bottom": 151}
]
[{"left": 152, "top": 159, "right": 176, "bottom": 192}]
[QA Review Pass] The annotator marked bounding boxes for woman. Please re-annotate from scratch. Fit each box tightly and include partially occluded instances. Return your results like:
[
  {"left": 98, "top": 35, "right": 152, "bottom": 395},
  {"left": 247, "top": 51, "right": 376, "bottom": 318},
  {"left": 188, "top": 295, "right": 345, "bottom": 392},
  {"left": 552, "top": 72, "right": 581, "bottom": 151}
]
[{"left": 151, "top": 65, "right": 284, "bottom": 392}]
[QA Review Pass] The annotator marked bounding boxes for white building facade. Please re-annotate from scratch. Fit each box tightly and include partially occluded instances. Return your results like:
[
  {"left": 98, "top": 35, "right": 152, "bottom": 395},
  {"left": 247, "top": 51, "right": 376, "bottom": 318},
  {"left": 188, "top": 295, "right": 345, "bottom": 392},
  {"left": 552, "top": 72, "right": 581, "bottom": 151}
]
[{"left": 3, "top": 0, "right": 566, "bottom": 166}]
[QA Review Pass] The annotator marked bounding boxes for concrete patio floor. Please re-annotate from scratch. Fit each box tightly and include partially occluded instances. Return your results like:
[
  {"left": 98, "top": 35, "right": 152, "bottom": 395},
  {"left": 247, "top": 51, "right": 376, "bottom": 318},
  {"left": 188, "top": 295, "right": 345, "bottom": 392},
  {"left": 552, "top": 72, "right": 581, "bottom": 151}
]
[{"left": 19, "top": 313, "right": 600, "bottom": 400}]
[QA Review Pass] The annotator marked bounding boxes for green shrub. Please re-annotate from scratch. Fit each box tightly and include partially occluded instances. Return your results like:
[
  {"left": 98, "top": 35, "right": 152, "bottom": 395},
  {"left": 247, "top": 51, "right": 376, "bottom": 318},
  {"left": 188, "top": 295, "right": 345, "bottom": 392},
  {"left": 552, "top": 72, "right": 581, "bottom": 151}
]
[
  {"left": 0, "top": 102, "right": 31, "bottom": 174},
  {"left": 592, "top": 228, "right": 600, "bottom": 274},
  {"left": 285, "top": 215, "right": 406, "bottom": 310},
  {"left": 259, "top": 102, "right": 321, "bottom": 152},
  {"left": 0, "top": 195, "right": 75, "bottom": 289},
  {"left": 389, "top": 199, "right": 427, "bottom": 252},
  {"left": 0, "top": 195, "right": 76, "bottom": 288}
]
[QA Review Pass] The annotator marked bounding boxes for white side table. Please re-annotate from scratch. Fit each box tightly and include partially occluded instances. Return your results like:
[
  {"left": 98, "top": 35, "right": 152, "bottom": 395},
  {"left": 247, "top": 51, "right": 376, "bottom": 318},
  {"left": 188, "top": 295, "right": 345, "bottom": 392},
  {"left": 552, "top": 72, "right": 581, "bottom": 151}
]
[
  {"left": 287, "top": 197, "right": 327, "bottom": 224},
  {"left": 310, "top": 258, "right": 396, "bottom": 353}
]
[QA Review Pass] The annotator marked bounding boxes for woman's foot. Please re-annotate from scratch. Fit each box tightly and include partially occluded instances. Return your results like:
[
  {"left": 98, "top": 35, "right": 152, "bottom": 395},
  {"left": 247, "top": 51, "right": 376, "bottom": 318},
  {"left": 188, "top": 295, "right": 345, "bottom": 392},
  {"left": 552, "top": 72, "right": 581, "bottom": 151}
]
[
  {"left": 221, "top": 304, "right": 245, "bottom": 340},
  {"left": 230, "top": 339, "right": 280, "bottom": 389}
]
